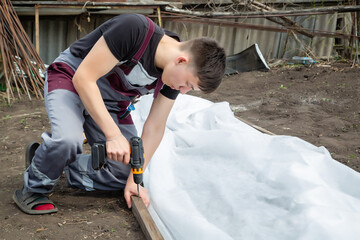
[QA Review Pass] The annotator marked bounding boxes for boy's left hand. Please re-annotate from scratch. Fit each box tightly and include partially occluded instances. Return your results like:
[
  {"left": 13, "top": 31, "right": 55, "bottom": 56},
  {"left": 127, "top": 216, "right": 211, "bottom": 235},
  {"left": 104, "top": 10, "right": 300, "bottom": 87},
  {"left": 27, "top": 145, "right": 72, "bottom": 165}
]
[{"left": 124, "top": 179, "right": 150, "bottom": 209}]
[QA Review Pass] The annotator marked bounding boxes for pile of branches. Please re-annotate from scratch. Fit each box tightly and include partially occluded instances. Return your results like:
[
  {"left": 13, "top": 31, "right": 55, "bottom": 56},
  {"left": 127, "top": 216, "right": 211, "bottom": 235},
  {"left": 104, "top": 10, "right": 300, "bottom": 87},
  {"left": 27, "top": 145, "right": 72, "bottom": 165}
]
[{"left": 0, "top": 0, "right": 44, "bottom": 104}]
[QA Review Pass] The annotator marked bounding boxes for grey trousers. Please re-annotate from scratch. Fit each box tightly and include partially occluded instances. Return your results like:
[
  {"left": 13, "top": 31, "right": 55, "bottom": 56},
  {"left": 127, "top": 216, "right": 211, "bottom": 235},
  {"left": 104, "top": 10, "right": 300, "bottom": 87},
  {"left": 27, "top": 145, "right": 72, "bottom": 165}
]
[{"left": 23, "top": 78, "right": 137, "bottom": 194}]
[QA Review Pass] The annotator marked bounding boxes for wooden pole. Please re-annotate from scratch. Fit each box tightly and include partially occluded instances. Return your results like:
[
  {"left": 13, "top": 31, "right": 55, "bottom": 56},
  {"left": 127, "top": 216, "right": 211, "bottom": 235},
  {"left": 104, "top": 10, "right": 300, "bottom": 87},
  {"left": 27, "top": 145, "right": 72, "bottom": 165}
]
[
  {"left": 246, "top": 1, "right": 314, "bottom": 38},
  {"left": 35, "top": 5, "right": 39, "bottom": 54},
  {"left": 131, "top": 196, "right": 164, "bottom": 240},
  {"left": 356, "top": 0, "right": 360, "bottom": 63},
  {"left": 165, "top": 5, "right": 360, "bottom": 18},
  {"left": 166, "top": 17, "right": 358, "bottom": 40},
  {"left": 352, "top": 0, "right": 360, "bottom": 64},
  {"left": 157, "top": 7, "right": 162, "bottom": 28},
  {"left": 281, "top": 31, "right": 290, "bottom": 59}
]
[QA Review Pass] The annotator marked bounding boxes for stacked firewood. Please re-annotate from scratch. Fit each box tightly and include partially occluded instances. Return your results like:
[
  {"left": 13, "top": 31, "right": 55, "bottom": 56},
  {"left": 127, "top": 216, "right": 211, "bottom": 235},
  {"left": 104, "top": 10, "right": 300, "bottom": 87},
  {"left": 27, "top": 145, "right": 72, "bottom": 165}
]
[{"left": 0, "top": 0, "right": 45, "bottom": 103}]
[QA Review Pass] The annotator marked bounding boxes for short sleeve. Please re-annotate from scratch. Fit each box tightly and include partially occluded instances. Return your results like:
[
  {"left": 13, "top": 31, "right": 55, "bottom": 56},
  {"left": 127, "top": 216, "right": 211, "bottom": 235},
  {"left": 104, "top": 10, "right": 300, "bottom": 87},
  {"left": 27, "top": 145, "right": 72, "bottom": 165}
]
[
  {"left": 103, "top": 14, "right": 148, "bottom": 61},
  {"left": 160, "top": 84, "right": 180, "bottom": 100}
]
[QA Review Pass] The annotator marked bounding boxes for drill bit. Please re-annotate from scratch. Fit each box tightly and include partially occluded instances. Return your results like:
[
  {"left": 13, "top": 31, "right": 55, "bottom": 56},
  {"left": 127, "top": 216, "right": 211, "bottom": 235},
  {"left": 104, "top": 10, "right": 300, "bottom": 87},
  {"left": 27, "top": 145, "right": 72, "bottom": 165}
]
[{"left": 137, "top": 184, "right": 140, "bottom": 198}]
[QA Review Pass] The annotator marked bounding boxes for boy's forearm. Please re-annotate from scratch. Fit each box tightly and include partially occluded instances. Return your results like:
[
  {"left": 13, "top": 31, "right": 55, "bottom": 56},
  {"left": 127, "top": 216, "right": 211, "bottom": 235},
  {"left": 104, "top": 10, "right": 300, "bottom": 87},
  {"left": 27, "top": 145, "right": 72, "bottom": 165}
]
[
  {"left": 72, "top": 36, "right": 122, "bottom": 140},
  {"left": 141, "top": 123, "right": 165, "bottom": 169},
  {"left": 125, "top": 124, "right": 164, "bottom": 185},
  {"left": 73, "top": 78, "right": 121, "bottom": 140}
]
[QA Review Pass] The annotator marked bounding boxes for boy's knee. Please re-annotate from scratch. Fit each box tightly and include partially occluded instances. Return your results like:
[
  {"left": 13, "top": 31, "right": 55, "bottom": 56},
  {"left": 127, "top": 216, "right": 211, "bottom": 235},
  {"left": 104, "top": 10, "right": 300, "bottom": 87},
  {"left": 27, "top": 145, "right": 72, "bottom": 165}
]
[{"left": 51, "top": 134, "right": 83, "bottom": 154}]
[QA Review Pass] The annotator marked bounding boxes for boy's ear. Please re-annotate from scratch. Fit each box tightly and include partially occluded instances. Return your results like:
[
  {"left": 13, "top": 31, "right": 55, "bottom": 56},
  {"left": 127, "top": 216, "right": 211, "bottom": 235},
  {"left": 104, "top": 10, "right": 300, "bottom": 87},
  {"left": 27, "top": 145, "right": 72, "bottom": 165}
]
[{"left": 176, "top": 56, "right": 189, "bottom": 65}]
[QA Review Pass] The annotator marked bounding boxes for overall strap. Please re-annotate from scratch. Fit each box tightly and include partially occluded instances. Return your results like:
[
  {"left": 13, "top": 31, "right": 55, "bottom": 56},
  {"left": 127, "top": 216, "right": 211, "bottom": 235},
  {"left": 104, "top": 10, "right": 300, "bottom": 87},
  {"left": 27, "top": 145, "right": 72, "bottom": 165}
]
[
  {"left": 119, "top": 16, "right": 164, "bottom": 99},
  {"left": 120, "top": 17, "right": 155, "bottom": 75},
  {"left": 153, "top": 78, "right": 164, "bottom": 99},
  {"left": 132, "top": 17, "right": 155, "bottom": 63}
]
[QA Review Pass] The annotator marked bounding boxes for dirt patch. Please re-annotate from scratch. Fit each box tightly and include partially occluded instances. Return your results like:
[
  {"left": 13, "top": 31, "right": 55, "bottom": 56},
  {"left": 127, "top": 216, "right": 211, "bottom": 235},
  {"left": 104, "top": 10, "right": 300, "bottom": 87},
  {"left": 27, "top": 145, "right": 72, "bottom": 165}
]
[
  {"left": 0, "top": 61, "right": 359, "bottom": 239},
  {"left": 0, "top": 100, "right": 144, "bottom": 239}
]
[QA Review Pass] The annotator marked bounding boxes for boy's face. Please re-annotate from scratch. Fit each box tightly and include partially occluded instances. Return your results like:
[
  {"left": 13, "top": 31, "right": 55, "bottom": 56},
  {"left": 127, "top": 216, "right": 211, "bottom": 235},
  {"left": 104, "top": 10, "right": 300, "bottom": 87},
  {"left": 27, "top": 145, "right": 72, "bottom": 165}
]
[{"left": 162, "top": 56, "right": 200, "bottom": 94}]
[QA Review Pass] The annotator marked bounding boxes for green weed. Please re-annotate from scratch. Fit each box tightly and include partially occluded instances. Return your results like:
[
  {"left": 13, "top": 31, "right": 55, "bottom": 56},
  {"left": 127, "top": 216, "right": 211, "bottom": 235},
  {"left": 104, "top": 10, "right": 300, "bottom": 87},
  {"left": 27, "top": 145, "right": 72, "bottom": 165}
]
[
  {"left": 0, "top": 99, "right": 12, "bottom": 107},
  {"left": 20, "top": 117, "right": 26, "bottom": 125},
  {"left": 266, "top": 91, "right": 275, "bottom": 97},
  {"left": 279, "top": 84, "right": 287, "bottom": 90},
  {"left": 338, "top": 83, "right": 346, "bottom": 88}
]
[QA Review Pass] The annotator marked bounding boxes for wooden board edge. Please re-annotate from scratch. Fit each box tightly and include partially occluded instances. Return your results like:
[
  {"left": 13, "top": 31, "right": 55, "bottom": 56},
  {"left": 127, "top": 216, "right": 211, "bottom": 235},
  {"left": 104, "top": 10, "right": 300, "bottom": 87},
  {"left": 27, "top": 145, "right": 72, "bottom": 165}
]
[
  {"left": 131, "top": 195, "right": 164, "bottom": 240},
  {"left": 237, "top": 117, "right": 275, "bottom": 135}
]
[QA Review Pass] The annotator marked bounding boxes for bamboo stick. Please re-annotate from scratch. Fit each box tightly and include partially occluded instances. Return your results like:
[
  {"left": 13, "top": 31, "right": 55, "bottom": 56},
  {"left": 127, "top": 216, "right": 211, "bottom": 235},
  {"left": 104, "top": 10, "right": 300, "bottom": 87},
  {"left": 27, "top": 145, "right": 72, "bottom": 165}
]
[
  {"left": 0, "top": 0, "right": 45, "bottom": 102},
  {"left": 0, "top": 17, "right": 12, "bottom": 103}
]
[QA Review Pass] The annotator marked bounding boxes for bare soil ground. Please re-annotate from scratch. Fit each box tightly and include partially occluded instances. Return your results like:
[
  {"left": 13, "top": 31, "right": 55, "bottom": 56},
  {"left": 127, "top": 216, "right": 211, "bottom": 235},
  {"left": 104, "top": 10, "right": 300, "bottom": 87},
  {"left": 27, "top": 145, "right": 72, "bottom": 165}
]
[{"left": 0, "top": 61, "right": 359, "bottom": 239}]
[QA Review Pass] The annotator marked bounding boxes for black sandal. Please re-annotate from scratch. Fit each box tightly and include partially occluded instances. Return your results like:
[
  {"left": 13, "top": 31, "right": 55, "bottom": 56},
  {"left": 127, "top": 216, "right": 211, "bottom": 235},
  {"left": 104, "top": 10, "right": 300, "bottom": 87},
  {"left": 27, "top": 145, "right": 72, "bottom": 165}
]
[
  {"left": 13, "top": 189, "right": 58, "bottom": 215},
  {"left": 15, "top": 142, "right": 58, "bottom": 214}
]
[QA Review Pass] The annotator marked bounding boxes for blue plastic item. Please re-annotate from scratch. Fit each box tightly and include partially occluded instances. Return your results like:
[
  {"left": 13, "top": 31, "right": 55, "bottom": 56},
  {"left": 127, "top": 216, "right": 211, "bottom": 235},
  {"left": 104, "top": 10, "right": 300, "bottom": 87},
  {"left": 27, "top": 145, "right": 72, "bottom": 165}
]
[{"left": 291, "top": 56, "right": 316, "bottom": 65}]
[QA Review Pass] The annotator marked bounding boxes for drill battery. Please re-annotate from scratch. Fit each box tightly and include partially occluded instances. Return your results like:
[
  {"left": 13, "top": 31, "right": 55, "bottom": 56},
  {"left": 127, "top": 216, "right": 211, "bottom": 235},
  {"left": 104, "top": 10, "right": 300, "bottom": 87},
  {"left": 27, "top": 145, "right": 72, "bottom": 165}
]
[{"left": 91, "top": 143, "right": 107, "bottom": 170}]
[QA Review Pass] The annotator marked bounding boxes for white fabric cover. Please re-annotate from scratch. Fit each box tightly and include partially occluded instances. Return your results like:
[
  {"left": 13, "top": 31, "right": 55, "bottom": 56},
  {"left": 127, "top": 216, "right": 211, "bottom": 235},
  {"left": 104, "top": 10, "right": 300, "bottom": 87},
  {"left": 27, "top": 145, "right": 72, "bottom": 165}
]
[{"left": 132, "top": 94, "right": 360, "bottom": 240}]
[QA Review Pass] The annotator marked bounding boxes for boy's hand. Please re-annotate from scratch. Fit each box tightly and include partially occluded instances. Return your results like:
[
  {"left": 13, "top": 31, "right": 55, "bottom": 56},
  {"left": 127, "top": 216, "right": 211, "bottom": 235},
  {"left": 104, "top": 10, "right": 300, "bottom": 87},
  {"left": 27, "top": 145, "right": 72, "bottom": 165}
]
[
  {"left": 124, "top": 178, "right": 150, "bottom": 209},
  {"left": 105, "top": 134, "right": 131, "bottom": 164}
]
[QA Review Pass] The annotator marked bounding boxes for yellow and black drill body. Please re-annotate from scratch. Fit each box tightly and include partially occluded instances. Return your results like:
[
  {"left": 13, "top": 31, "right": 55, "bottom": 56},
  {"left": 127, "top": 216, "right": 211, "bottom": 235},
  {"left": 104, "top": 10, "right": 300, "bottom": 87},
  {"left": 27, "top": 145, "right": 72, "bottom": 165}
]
[
  {"left": 91, "top": 136, "right": 145, "bottom": 196},
  {"left": 129, "top": 137, "right": 145, "bottom": 196}
]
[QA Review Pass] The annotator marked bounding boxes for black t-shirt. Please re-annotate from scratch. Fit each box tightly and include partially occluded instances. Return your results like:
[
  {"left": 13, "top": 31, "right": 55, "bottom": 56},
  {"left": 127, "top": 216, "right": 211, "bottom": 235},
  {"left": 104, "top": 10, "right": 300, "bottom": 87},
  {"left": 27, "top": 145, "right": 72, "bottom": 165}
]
[{"left": 70, "top": 13, "right": 179, "bottom": 99}]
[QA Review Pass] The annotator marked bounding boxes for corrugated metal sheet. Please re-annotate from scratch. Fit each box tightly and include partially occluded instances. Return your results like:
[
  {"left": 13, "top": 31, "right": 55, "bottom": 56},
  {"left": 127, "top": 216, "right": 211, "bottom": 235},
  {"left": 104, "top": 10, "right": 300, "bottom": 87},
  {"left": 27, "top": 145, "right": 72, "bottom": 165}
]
[
  {"left": 21, "top": 17, "right": 71, "bottom": 64},
  {"left": 241, "top": 17, "right": 285, "bottom": 59},
  {"left": 309, "top": 13, "right": 337, "bottom": 59},
  {"left": 163, "top": 12, "right": 346, "bottom": 60},
  {"left": 20, "top": 15, "right": 115, "bottom": 64},
  {"left": 19, "top": 11, "right": 352, "bottom": 64}
]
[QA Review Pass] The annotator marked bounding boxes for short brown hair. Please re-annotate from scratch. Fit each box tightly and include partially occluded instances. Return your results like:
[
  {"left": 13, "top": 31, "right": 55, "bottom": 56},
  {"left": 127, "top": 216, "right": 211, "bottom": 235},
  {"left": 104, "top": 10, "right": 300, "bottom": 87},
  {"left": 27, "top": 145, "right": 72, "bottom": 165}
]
[{"left": 181, "top": 37, "right": 226, "bottom": 93}]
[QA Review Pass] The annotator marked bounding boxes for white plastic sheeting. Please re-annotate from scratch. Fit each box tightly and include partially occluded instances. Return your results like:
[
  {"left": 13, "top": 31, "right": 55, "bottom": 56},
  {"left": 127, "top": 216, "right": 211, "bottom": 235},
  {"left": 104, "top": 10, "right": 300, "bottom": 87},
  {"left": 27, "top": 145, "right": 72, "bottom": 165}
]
[{"left": 132, "top": 94, "right": 360, "bottom": 240}]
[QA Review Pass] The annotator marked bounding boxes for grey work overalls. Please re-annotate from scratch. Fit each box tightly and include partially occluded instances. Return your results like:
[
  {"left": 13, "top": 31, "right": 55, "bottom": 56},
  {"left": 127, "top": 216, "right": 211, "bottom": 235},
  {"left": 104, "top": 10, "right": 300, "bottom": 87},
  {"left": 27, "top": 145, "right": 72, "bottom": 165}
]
[{"left": 24, "top": 18, "right": 163, "bottom": 193}]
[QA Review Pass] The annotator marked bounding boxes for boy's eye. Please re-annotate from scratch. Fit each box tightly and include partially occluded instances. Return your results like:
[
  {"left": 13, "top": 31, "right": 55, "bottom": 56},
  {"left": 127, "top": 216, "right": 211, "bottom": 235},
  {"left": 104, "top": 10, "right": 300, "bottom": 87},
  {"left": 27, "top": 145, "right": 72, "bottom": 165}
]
[{"left": 186, "top": 82, "right": 194, "bottom": 90}]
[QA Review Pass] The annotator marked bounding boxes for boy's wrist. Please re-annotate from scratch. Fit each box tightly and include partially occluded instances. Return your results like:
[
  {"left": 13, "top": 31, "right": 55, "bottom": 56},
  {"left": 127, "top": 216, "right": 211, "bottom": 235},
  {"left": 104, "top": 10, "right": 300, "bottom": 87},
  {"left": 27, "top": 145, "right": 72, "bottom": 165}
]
[
  {"left": 103, "top": 126, "right": 122, "bottom": 141},
  {"left": 106, "top": 134, "right": 122, "bottom": 142}
]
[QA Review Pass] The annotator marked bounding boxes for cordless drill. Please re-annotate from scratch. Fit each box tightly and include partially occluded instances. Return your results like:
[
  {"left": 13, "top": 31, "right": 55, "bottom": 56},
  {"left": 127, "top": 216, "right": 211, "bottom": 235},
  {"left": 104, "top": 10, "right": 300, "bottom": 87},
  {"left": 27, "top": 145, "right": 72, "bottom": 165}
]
[
  {"left": 129, "top": 137, "right": 145, "bottom": 197},
  {"left": 91, "top": 136, "right": 145, "bottom": 197}
]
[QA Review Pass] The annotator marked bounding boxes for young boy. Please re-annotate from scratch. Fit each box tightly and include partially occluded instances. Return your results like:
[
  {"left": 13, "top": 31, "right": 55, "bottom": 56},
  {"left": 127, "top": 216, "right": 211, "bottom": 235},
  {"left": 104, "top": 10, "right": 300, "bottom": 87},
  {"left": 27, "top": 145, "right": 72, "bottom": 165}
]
[{"left": 13, "top": 13, "right": 226, "bottom": 214}]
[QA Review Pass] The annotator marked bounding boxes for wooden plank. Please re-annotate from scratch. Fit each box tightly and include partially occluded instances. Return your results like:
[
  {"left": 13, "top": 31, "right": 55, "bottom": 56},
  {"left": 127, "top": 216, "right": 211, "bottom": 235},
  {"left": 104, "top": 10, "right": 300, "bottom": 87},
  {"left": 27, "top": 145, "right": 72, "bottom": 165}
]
[
  {"left": 237, "top": 117, "right": 275, "bottom": 136},
  {"left": 131, "top": 196, "right": 164, "bottom": 240}
]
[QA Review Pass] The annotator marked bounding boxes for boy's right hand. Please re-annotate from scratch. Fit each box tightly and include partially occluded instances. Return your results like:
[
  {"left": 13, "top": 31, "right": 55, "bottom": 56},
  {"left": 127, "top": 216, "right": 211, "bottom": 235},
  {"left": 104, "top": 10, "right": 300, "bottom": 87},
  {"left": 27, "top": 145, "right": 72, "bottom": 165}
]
[
  {"left": 105, "top": 134, "right": 131, "bottom": 164},
  {"left": 124, "top": 177, "right": 150, "bottom": 209}
]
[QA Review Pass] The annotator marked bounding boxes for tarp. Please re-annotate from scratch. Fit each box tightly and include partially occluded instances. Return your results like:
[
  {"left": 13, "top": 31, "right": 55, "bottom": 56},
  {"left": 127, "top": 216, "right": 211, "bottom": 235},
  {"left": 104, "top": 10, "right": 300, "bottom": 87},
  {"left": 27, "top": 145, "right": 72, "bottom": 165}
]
[
  {"left": 225, "top": 43, "right": 270, "bottom": 75},
  {"left": 132, "top": 94, "right": 360, "bottom": 240}
]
